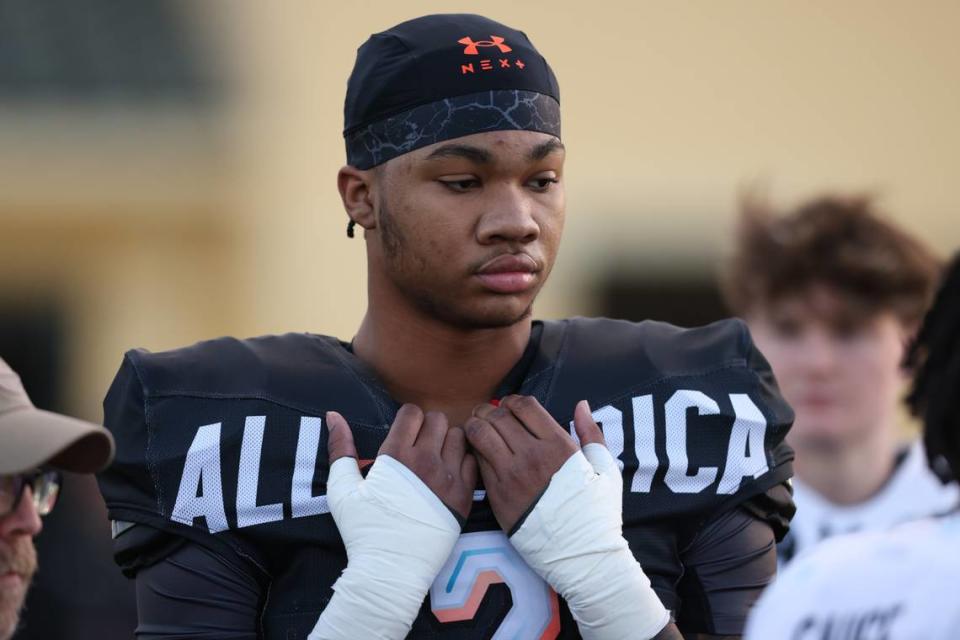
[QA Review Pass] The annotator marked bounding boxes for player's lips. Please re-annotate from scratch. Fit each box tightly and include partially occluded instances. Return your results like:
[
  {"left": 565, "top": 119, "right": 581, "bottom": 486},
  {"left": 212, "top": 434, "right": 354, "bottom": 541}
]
[
  {"left": 475, "top": 254, "right": 540, "bottom": 294},
  {"left": 797, "top": 392, "right": 838, "bottom": 410},
  {"left": 0, "top": 571, "right": 24, "bottom": 590}
]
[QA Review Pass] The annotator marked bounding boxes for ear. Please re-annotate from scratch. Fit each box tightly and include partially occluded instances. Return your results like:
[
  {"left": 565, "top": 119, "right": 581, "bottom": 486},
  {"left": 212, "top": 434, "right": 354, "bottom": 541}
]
[{"left": 337, "top": 165, "right": 377, "bottom": 232}]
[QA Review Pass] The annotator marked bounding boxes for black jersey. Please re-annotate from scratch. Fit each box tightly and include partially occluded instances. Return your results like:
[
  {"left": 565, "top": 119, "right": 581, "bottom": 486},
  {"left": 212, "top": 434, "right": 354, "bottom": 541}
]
[{"left": 98, "top": 317, "right": 794, "bottom": 639}]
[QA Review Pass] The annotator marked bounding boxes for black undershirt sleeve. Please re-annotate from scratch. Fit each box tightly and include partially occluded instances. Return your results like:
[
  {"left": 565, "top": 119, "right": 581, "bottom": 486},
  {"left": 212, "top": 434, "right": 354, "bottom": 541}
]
[
  {"left": 133, "top": 540, "right": 264, "bottom": 639},
  {"left": 674, "top": 507, "right": 778, "bottom": 636}
]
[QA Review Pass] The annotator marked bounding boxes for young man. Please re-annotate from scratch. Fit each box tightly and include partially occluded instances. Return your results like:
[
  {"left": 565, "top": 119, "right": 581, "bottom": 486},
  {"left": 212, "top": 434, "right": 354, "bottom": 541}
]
[
  {"left": 0, "top": 358, "right": 114, "bottom": 640},
  {"left": 722, "top": 195, "right": 956, "bottom": 565},
  {"left": 98, "top": 14, "right": 794, "bottom": 639},
  {"left": 745, "top": 251, "right": 960, "bottom": 639}
]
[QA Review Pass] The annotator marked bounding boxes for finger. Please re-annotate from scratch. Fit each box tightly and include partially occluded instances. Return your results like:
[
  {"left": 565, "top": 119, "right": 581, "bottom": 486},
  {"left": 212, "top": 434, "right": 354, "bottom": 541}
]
[
  {"left": 416, "top": 410, "right": 449, "bottom": 453},
  {"left": 326, "top": 411, "right": 358, "bottom": 463},
  {"left": 464, "top": 416, "right": 512, "bottom": 470},
  {"left": 574, "top": 400, "right": 619, "bottom": 478},
  {"left": 441, "top": 425, "right": 468, "bottom": 468},
  {"left": 573, "top": 400, "right": 606, "bottom": 447},
  {"left": 325, "top": 412, "right": 362, "bottom": 506},
  {"left": 484, "top": 405, "right": 537, "bottom": 452},
  {"left": 472, "top": 402, "right": 497, "bottom": 419},
  {"left": 380, "top": 403, "right": 424, "bottom": 455},
  {"left": 501, "top": 395, "right": 565, "bottom": 440},
  {"left": 461, "top": 452, "right": 479, "bottom": 490},
  {"left": 473, "top": 450, "right": 499, "bottom": 483},
  {"left": 326, "top": 455, "right": 363, "bottom": 503}
]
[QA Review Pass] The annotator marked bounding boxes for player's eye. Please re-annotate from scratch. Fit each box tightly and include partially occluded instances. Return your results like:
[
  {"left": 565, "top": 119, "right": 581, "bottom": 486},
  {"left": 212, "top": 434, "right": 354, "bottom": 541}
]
[
  {"left": 830, "top": 320, "right": 865, "bottom": 342},
  {"left": 527, "top": 175, "right": 559, "bottom": 192},
  {"left": 438, "top": 177, "right": 481, "bottom": 192},
  {"left": 771, "top": 318, "right": 802, "bottom": 339}
]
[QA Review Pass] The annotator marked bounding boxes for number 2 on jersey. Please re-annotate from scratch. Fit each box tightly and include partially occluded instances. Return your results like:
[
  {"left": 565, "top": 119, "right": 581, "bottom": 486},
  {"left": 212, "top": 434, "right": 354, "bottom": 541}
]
[{"left": 430, "top": 531, "right": 561, "bottom": 639}]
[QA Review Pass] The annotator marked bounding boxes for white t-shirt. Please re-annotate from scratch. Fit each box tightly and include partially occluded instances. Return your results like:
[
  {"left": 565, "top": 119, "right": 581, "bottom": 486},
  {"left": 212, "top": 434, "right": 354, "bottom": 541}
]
[
  {"left": 746, "top": 511, "right": 960, "bottom": 640},
  {"left": 778, "top": 439, "right": 959, "bottom": 565}
]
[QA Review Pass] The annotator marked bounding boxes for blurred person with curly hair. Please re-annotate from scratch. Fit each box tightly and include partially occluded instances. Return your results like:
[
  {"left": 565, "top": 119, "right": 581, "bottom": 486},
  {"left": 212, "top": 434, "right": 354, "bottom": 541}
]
[
  {"left": 745, "top": 251, "right": 960, "bottom": 639},
  {"left": 722, "top": 194, "right": 957, "bottom": 565}
]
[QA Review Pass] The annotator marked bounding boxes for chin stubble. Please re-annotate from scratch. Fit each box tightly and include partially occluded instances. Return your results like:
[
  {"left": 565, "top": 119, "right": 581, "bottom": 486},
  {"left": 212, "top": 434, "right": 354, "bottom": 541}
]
[
  {"left": 0, "top": 538, "right": 36, "bottom": 640},
  {"left": 377, "top": 195, "right": 539, "bottom": 329}
]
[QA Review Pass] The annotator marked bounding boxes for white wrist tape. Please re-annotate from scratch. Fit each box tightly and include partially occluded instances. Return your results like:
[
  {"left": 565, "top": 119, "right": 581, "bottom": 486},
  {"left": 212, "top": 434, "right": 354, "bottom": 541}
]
[
  {"left": 510, "top": 443, "right": 670, "bottom": 640},
  {"left": 309, "top": 454, "right": 461, "bottom": 640}
]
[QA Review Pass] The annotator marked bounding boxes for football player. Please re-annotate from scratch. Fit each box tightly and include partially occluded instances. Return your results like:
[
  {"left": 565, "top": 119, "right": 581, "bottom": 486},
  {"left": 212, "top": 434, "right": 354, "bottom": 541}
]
[
  {"left": 97, "top": 14, "right": 794, "bottom": 639},
  {"left": 745, "top": 251, "right": 960, "bottom": 639},
  {"left": 721, "top": 194, "right": 956, "bottom": 566}
]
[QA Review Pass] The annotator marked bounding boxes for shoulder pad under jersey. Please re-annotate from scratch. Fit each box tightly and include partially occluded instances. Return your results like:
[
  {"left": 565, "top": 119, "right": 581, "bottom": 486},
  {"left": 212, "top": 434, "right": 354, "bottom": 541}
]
[
  {"left": 96, "top": 332, "right": 393, "bottom": 573},
  {"left": 119, "top": 333, "right": 393, "bottom": 425},
  {"left": 533, "top": 317, "right": 794, "bottom": 523}
]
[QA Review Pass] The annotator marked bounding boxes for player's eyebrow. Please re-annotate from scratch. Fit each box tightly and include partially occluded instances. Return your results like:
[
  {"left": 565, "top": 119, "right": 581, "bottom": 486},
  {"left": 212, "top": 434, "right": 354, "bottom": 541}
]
[
  {"left": 528, "top": 138, "right": 565, "bottom": 161},
  {"left": 425, "top": 144, "right": 492, "bottom": 164}
]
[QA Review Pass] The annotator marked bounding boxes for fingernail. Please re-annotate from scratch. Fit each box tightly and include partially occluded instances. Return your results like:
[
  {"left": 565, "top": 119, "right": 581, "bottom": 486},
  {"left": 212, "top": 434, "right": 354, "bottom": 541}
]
[
  {"left": 326, "top": 411, "right": 338, "bottom": 429},
  {"left": 579, "top": 399, "right": 591, "bottom": 414}
]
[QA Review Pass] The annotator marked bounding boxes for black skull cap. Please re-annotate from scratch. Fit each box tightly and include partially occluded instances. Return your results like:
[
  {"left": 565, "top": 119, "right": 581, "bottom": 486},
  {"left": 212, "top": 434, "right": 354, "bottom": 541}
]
[{"left": 343, "top": 13, "right": 561, "bottom": 169}]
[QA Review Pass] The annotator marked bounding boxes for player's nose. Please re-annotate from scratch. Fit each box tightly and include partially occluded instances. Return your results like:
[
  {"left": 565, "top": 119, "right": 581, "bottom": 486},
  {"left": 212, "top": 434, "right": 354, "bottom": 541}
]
[
  {"left": 476, "top": 185, "right": 540, "bottom": 245},
  {"left": 796, "top": 330, "right": 838, "bottom": 375}
]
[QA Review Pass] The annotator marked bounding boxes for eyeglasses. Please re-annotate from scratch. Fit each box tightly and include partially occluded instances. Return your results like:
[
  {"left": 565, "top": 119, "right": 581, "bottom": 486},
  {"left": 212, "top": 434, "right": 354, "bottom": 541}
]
[{"left": 0, "top": 469, "right": 62, "bottom": 518}]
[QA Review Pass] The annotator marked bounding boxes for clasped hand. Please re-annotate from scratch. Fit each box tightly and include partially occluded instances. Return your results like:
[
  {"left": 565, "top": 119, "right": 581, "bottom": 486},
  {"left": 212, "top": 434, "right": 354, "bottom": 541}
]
[
  {"left": 326, "top": 396, "right": 604, "bottom": 542},
  {"left": 464, "top": 396, "right": 604, "bottom": 532},
  {"left": 312, "top": 398, "right": 670, "bottom": 640}
]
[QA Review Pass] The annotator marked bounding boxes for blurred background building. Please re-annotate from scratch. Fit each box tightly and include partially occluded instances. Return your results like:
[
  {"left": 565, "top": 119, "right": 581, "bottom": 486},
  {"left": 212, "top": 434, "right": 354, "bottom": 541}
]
[{"left": 1, "top": 1, "right": 958, "bottom": 637}]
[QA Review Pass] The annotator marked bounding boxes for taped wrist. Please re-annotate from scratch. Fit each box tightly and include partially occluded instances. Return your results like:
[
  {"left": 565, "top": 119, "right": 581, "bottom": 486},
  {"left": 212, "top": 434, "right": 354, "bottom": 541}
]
[
  {"left": 309, "top": 455, "right": 461, "bottom": 640},
  {"left": 510, "top": 444, "right": 670, "bottom": 640}
]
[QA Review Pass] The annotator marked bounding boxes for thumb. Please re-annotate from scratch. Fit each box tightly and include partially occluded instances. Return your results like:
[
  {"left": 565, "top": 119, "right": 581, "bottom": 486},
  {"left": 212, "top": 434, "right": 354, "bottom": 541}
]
[
  {"left": 327, "top": 411, "right": 358, "bottom": 463},
  {"left": 326, "top": 411, "right": 362, "bottom": 504},
  {"left": 581, "top": 442, "right": 620, "bottom": 480},
  {"left": 573, "top": 400, "right": 605, "bottom": 447},
  {"left": 574, "top": 400, "right": 619, "bottom": 479}
]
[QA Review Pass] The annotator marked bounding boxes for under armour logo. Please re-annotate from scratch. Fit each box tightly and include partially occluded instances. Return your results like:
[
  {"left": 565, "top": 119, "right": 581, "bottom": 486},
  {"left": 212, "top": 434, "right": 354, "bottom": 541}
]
[{"left": 458, "top": 35, "right": 512, "bottom": 55}]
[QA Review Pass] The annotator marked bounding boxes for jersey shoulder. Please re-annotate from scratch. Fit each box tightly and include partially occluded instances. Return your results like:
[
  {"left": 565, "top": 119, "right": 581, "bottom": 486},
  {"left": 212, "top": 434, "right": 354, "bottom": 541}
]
[
  {"left": 749, "top": 513, "right": 960, "bottom": 639},
  {"left": 108, "top": 331, "right": 389, "bottom": 423},
  {"left": 561, "top": 315, "right": 756, "bottom": 375},
  {"left": 99, "top": 333, "right": 375, "bottom": 575},
  {"left": 547, "top": 316, "right": 791, "bottom": 424},
  {"left": 542, "top": 316, "right": 795, "bottom": 526},
  {"left": 816, "top": 513, "right": 960, "bottom": 572},
  {"left": 120, "top": 332, "right": 345, "bottom": 402}
]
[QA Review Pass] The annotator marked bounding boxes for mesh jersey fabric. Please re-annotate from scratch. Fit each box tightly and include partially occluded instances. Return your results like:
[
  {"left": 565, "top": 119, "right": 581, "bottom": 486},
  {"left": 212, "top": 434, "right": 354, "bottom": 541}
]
[{"left": 98, "top": 317, "right": 795, "bottom": 638}]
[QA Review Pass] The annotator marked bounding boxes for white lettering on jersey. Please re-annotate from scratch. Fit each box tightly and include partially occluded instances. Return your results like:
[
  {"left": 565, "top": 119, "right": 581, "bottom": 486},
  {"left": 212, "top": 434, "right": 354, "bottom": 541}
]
[
  {"left": 292, "top": 416, "right": 329, "bottom": 518},
  {"left": 664, "top": 390, "right": 719, "bottom": 494},
  {"left": 568, "top": 391, "right": 771, "bottom": 496},
  {"left": 236, "top": 416, "right": 285, "bottom": 527},
  {"left": 717, "top": 394, "right": 769, "bottom": 494},
  {"left": 430, "top": 530, "right": 560, "bottom": 639},
  {"left": 171, "top": 422, "right": 229, "bottom": 533},
  {"left": 632, "top": 395, "right": 658, "bottom": 493},
  {"left": 170, "top": 389, "right": 776, "bottom": 533}
]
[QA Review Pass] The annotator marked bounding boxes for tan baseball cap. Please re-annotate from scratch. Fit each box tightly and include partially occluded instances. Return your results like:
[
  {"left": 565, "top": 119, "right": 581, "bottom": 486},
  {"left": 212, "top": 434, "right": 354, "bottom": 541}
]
[{"left": 0, "top": 357, "right": 114, "bottom": 475}]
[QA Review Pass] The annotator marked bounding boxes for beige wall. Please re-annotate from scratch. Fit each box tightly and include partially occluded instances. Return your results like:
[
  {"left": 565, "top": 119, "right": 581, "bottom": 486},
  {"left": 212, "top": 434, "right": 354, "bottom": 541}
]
[{"left": 1, "top": 0, "right": 958, "bottom": 421}]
